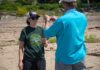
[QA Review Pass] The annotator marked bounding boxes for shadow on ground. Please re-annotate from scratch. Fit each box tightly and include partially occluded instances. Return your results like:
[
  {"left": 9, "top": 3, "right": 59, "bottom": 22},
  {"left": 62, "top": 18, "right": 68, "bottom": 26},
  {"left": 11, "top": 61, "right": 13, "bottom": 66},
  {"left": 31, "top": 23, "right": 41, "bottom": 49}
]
[{"left": 0, "top": 66, "right": 8, "bottom": 70}]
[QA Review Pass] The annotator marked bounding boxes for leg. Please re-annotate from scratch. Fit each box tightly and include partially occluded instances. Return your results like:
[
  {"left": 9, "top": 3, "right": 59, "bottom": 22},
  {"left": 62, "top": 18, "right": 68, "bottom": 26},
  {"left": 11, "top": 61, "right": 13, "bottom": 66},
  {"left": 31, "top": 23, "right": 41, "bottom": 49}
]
[
  {"left": 23, "top": 60, "right": 32, "bottom": 70},
  {"left": 37, "top": 59, "right": 46, "bottom": 70},
  {"left": 72, "top": 60, "right": 87, "bottom": 70},
  {"left": 31, "top": 60, "right": 38, "bottom": 70},
  {"left": 55, "top": 62, "right": 72, "bottom": 70}
]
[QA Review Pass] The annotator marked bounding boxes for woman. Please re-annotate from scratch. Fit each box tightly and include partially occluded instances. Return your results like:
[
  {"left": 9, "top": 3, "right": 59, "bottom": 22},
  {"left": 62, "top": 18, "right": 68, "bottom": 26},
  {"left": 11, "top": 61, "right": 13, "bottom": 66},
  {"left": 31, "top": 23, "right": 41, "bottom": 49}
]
[{"left": 18, "top": 11, "right": 47, "bottom": 70}]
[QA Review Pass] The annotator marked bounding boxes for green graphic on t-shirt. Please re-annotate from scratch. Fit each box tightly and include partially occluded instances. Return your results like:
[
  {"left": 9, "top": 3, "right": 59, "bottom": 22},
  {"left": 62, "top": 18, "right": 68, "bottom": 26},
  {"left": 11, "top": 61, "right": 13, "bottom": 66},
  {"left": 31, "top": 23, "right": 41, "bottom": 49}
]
[{"left": 29, "top": 34, "right": 41, "bottom": 47}]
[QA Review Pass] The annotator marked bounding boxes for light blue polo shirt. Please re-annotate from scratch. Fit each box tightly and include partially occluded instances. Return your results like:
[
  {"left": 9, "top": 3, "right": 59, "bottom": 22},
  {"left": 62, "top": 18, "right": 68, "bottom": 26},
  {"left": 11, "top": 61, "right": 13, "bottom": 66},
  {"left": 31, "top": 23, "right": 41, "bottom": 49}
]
[{"left": 44, "top": 9, "right": 87, "bottom": 64}]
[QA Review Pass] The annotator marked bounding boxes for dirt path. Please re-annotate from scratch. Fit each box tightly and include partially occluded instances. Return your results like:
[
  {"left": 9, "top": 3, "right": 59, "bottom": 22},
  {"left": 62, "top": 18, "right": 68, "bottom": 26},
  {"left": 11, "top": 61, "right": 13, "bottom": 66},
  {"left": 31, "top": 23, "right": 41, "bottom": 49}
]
[
  {"left": 0, "top": 43, "right": 100, "bottom": 70},
  {"left": 0, "top": 14, "right": 100, "bottom": 70}
]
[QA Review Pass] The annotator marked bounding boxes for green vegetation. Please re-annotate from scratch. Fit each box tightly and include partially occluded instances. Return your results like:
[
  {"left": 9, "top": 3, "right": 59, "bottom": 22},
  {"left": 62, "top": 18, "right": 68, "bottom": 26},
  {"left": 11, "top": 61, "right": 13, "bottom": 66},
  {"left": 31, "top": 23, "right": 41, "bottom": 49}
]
[
  {"left": 39, "top": 3, "right": 60, "bottom": 10},
  {"left": 0, "top": 3, "right": 61, "bottom": 16},
  {"left": 0, "top": 0, "right": 16, "bottom": 12},
  {"left": 0, "top": 0, "right": 100, "bottom": 16},
  {"left": 16, "top": 7, "right": 27, "bottom": 16},
  {"left": 85, "top": 35, "right": 100, "bottom": 43},
  {"left": 0, "top": 0, "right": 61, "bottom": 16},
  {"left": 47, "top": 35, "right": 100, "bottom": 43},
  {"left": 94, "top": 3, "right": 100, "bottom": 7}
]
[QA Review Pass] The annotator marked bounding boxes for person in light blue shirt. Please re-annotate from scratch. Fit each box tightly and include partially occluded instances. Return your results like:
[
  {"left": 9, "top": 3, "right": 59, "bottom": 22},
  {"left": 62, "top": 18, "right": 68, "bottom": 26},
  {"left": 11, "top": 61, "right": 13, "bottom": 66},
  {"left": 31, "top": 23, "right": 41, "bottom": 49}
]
[{"left": 44, "top": 0, "right": 87, "bottom": 70}]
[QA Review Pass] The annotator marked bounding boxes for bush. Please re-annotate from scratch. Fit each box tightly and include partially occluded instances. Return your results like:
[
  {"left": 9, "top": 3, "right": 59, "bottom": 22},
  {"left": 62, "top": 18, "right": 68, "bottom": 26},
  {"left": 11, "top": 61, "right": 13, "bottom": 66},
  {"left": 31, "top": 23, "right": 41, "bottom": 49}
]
[
  {"left": 15, "top": 3, "right": 22, "bottom": 7},
  {"left": 16, "top": 0, "right": 31, "bottom": 5},
  {"left": 23, "top": 5, "right": 39, "bottom": 11},
  {"left": 39, "top": 3, "right": 60, "bottom": 10},
  {"left": 85, "top": 35, "right": 100, "bottom": 43},
  {"left": 36, "top": 10, "right": 46, "bottom": 16},
  {"left": 16, "top": 7, "right": 27, "bottom": 16},
  {"left": 0, "top": 1, "right": 16, "bottom": 11},
  {"left": 0, "top": 2, "right": 61, "bottom": 15}
]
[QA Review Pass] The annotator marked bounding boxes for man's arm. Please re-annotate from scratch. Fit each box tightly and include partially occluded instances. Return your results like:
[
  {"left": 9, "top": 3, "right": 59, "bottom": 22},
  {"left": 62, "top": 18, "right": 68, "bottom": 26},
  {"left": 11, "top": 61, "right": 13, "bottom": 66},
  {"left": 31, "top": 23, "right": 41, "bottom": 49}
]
[
  {"left": 44, "top": 15, "right": 63, "bottom": 38},
  {"left": 44, "top": 15, "right": 58, "bottom": 29}
]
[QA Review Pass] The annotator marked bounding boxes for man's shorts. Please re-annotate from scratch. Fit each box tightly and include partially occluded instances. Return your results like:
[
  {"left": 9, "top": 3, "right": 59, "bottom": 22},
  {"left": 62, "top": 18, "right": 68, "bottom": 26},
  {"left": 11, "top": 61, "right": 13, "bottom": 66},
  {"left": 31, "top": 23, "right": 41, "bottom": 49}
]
[{"left": 55, "top": 60, "right": 87, "bottom": 70}]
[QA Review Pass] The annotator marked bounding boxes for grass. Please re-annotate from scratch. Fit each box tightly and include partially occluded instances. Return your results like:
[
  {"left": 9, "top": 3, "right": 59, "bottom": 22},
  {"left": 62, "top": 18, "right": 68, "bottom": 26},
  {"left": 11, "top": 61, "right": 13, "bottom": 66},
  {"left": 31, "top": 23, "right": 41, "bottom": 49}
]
[
  {"left": 85, "top": 35, "right": 100, "bottom": 43},
  {"left": 47, "top": 35, "right": 100, "bottom": 43}
]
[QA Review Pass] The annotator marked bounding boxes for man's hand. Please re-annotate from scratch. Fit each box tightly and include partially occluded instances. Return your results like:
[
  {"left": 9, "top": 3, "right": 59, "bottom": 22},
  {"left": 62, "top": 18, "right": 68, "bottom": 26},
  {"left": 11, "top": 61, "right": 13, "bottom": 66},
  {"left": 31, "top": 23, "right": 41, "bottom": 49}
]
[
  {"left": 50, "top": 16, "right": 58, "bottom": 21},
  {"left": 18, "top": 61, "right": 23, "bottom": 70},
  {"left": 44, "top": 15, "right": 58, "bottom": 28},
  {"left": 44, "top": 15, "right": 57, "bottom": 22}
]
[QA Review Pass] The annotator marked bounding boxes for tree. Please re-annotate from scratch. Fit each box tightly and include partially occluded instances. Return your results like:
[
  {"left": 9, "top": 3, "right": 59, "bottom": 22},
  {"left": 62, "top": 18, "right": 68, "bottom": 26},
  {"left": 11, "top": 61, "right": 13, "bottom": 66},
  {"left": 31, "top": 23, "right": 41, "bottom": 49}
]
[{"left": 87, "top": 0, "right": 90, "bottom": 8}]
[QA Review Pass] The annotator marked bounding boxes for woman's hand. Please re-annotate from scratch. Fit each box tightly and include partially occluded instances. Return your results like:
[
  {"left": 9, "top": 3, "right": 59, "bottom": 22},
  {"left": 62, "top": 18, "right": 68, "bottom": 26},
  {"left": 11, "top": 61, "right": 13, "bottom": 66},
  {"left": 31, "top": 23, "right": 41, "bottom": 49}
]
[
  {"left": 18, "top": 41, "right": 24, "bottom": 70},
  {"left": 50, "top": 16, "right": 58, "bottom": 21},
  {"left": 44, "top": 40, "right": 48, "bottom": 48},
  {"left": 41, "top": 38, "right": 48, "bottom": 48},
  {"left": 18, "top": 61, "right": 23, "bottom": 70}
]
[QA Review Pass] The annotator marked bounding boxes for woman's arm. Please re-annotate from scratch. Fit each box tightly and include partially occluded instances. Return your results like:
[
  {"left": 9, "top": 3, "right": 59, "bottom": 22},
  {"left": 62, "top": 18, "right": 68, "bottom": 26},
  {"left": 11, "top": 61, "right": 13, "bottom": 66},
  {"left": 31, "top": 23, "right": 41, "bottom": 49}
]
[{"left": 18, "top": 41, "right": 24, "bottom": 70}]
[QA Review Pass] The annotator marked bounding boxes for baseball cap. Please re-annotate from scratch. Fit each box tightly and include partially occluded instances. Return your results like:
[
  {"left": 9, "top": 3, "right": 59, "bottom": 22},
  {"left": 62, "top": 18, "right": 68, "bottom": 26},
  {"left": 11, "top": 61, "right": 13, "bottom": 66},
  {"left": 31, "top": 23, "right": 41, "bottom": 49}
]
[
  {"left": 27, "top": 11, "right": 40, "bottom": 20},
  {"left": 59, "top": 0, "right": 76, "bottom": 3}
]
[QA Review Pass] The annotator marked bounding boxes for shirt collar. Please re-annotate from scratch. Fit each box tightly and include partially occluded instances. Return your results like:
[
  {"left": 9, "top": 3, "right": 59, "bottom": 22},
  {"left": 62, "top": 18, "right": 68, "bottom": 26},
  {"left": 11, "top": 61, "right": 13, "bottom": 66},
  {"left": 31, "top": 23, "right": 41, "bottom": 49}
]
[{"left": 64, "top": 8, "right": 76, "bottom": 14}]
